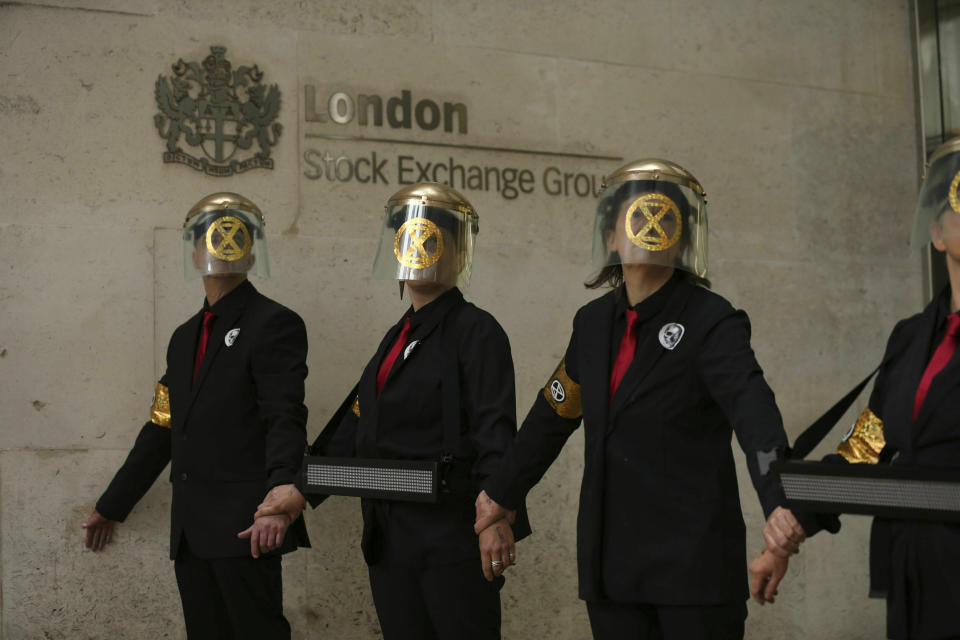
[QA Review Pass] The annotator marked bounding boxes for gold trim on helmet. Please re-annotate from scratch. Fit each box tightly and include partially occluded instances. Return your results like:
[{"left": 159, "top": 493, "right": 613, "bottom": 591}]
[
  {"left": 601, "top": 158, "right": 705, "bottom": 198},
  {"left": 387, "top": 183, "right": 479, "bottom": 226},
  {"left": 836, "top": 407, "right": 885, "bottom": 464},
  {"left": 927, "top": 137, "right": 960, "bottom": 167},
  {"left": 184, "top": 192, "right": 266, "bottom": 228},
  {"left": 543, "top": 359, "right": 582, "bottom": 419},
  {"left": 150, "top": 382, "right": 171, "bottom": 428},
  {"left": 949, "top": 171, "right": 960, "bottom": 215}
]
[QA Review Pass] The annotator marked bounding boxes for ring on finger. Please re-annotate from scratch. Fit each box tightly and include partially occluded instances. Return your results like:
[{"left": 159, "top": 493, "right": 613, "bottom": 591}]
[{"left": 490, "top": 560, "right": 503, "bottom": 567}]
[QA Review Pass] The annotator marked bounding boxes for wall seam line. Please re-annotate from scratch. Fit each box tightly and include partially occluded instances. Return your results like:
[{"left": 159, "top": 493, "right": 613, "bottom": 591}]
[{"left": 0, "top": 1, "right": 152, "bottom": 17}]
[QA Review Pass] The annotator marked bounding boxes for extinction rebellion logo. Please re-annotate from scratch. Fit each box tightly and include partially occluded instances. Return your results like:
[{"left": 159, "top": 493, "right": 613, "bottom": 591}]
[{"left": 154, "top": 46, "right": 282, "bottom": 177}]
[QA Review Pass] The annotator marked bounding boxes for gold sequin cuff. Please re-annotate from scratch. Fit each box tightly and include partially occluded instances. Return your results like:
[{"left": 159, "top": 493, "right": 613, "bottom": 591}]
[
  {"left": 543, "top": 359, "right": 582, "bottom": 419},
  {"left": 836, "top": 407, "right": 884, "bottom": 464},
  {"left": 351, "top": 396, "right": 360, "bottom": 417},
  {"left": 150, "top": 383, "right": 171, "bottom": 428}
]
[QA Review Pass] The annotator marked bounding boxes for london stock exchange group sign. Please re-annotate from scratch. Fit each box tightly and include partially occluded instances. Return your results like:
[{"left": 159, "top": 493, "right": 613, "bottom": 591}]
[{"left": 154, "top": 46, "right": 282, "bottom": 177}]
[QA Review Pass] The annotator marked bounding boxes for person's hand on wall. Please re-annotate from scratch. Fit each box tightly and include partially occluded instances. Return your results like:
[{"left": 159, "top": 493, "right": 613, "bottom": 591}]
[
  {"left": 237, "top": 514, "right": 291, "bottom": 558},
  {"left": 253, "top": 483, "right": 306, "bottom": 522},
  {"left": 82, "top": 510, "right": 116, "bottom": 551},
  {"left": 473, "top": 489, "right": 515, "bottom": 533},
  {"left": 763, "top": 506, "right": 806, "bottom": 557},
  {"left": 749, "top": 549, "right": 789, "bottom": 604},
  {"left": 478, "top": 518, "right": 515, "bottom": 581}
]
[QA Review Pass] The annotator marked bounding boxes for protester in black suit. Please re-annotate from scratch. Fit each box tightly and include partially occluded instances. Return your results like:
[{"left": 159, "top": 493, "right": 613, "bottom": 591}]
[
  {"left": 256, "top": 183, "right": 526, "bottom": 640},
  {"left": 751, "top": 137, "right": 960, "bottom": 639},
  {"left": 473, "top": 160, "right": 803, "bottom": 640},
  {"left": 82, "top": 193, "right": 309, "bottom": 639}
]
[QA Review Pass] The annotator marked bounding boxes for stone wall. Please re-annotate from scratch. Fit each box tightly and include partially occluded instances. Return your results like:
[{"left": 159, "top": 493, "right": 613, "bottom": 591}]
[{"left": 0, "top": 1, "right": 921, "bottom": 637}]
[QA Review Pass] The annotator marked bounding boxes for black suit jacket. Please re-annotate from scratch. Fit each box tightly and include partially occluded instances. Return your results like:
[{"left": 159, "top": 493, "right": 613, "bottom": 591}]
[
  {"left": 855, "top": 288, "right": 960, "bottom": 639},
  {"left": 326, "top": 287, "right": 530, "bottom": 567},
  {"left": 485, "top": 276, "right": 789, "bottom": 604},
  {"left": 96, "top": 280, "right": 310, "bottom": 559}
]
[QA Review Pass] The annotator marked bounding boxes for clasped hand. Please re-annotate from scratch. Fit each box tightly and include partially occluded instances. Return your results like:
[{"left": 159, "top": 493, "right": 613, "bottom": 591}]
[
  {"left": 748, "top": 506, "right": 806, "bottom": 605},
  {"left": 475, "top": 489, "right": 517, "bottom": 581},
  {"left": 238, "top": 483, "right": 307, "bottom": 558}
]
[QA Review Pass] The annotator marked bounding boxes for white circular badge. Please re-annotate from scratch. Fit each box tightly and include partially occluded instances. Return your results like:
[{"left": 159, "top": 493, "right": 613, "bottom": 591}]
[{"left": 658, "top": 323, "right": 685, "bottom": 350}]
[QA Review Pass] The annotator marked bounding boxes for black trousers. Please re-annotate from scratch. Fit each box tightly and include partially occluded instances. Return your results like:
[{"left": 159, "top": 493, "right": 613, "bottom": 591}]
[
  {"left": 885, "top": 521, "right": 960, "bottom": 640},
  {"left": 586, "top": 600, "right": 746, "bottom": 640},
  {"left": 368, "top": 557, "right": 503, "bottom": 640},
  {"left": 174, "top": 537, "right": 290, "bottom": 640}
]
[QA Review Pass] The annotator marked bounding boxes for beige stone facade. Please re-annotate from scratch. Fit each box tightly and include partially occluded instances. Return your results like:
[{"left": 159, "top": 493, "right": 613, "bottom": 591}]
[{"left": 1, "top": 0, "right": 920, "bottom": 637}]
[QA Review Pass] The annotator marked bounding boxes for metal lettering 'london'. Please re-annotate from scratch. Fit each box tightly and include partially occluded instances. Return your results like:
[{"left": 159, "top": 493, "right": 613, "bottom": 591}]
[
  {"left": 304, "top": 85, "right": 467, "bottom": 134},
  {"left": 154, "top": 46, "right": 282, "bottom": 176}
]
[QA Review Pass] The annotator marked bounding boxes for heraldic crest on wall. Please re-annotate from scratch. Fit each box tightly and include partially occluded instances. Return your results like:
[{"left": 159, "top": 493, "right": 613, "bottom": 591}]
[{"left": 154, "top": 46, "right": 282, "bottom": 177}]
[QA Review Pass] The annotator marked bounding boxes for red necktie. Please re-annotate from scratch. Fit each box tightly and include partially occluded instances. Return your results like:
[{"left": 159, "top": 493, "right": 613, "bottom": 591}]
[
  {"left": 609, "top": 309, "right": 639, "bottom": 401},
  {"left": 377, "top": 317, "right": 412, "bottom": 395},
  {"left": 913, "top": 313, "right": 960, "bottom": 419},
  {"left": 193, "top": 311, "right": 216, "bottom": 385}
]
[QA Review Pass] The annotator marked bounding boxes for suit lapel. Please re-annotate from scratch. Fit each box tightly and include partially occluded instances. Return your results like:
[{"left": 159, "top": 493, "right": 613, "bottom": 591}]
[
  {"left": 578, "top": 293, "right": 615, "bottom": 437},
  {"left": 373, "top": 314, "right": 409, "bottom": 392},
  {"left": 358, "top": 318, "right": 404, "bottom": 457},
  {"left": 357, "top": 354, "right": 382, "bottom": 457},
  {"left": 609, "top": 281, "right": 694, "bottom": 423},
  {"left": 912, "top": 302, "right": 954, "bottom": 438},
  {"left": 383, "top": 289, "right": 462, "bottom": 387},
  {"left": 886, "top": 302, "right": 938, "bottom": 459},
  {"left": 916, "top": 354, "right": 960, "bottom": 438},
  {"left": 191, "top": 305, "right": 244, "bottom": 391},
  {"left": 170, "top": 310, "right": 204, "bottom": 429},
  {"left": 181, "top": 282, "right": 252, "bottom": 429}
]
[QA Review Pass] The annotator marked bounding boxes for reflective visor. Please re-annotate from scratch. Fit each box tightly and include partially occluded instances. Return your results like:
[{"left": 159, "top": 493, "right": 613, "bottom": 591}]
[
  {"left": 912, "top": 138, "right": 960, "bottom": 250},
  {"left": 592, "top": 179, "right": 708, "bottom": 278},
  {"left": 182, "top": 209, "right": 269, "bottom": 280},
  {"left": 372, "top": 204, "right": 478, "bottom": 287}
]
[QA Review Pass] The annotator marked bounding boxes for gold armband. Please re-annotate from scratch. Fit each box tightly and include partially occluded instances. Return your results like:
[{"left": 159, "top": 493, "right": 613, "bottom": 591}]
[
  {"left": 543, "top": 359, "right": 582, "bottom": 419},
  {"left": 836, "top": 407, "right": 884, "bottom": 464},
  {"left": 150, "top": 382, "right": 171, "bottom": 428},
  {"left": 352, "top": 396, "right": 360, "bottom": 417}
]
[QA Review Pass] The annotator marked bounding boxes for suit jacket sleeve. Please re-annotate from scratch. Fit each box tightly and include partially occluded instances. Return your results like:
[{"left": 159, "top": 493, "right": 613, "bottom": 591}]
[
  {"left": 253, "top": 307, "right": 309, "bottom": 491},
  {"left": 697, "top": 307, "right": 788, "bottom": 519},
  {"left": 95, "top": 374, "right": 173, "bottom": 522},
  {"left": 483, "top": 315, "right": 584, "bottom": 510},
  {"left": 460, "top": 315, "right": 518, "bottom": 484}
]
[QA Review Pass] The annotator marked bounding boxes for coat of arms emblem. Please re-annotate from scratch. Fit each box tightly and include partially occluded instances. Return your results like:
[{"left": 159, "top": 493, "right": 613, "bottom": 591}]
[{"left": 154, "top": 46, "right": 282, "bottom": 176}]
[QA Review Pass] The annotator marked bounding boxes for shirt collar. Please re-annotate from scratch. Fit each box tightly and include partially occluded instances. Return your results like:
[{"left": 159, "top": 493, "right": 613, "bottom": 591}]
[
  {"left": 405, "top": 286, "right": 463, "bottom": 330},
  {"left": 202, "top": 279, "right": 254, "bottom": 316},
  {"left": 614, "top": 271, "right": 681, "bottom": 324},
  {"left": 934, "top": 286, "right": 953, "bottom": 332}
]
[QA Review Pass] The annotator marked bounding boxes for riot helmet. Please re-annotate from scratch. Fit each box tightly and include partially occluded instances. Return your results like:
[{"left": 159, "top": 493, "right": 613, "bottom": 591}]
[
  {"left": 182, "top": 192, "right": 268, "bottom": 280},
  {"left": 592, "top": 159, "right": 708, "bottom": 278},
  {"left": 372, "top": 183, "right": 479, "bottom": 289},
  {"left": 911, "top": 137, "right": 960, "bottom": 251}
]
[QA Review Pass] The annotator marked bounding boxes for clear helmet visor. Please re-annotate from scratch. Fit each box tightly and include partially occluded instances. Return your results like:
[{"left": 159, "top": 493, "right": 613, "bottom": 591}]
[
  {"left": 372, "top": 204, "right": 478, "bottom": 287},
  {"left": 182, "top": 209, "right": 269, "bottom": 280},
  {"left": 911, "top": 140, "right": 960, "bottom": 250},
  {"left": 591, "top": 179, "right": 708, "bottom": 277}
]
